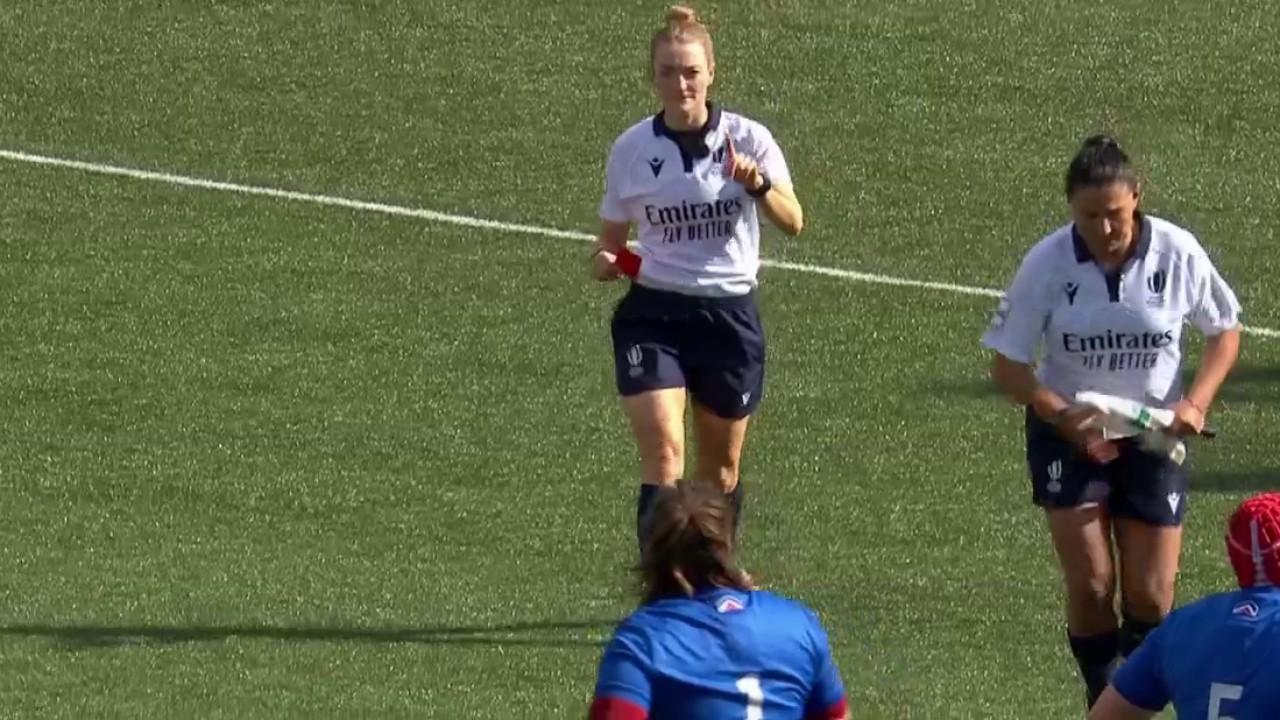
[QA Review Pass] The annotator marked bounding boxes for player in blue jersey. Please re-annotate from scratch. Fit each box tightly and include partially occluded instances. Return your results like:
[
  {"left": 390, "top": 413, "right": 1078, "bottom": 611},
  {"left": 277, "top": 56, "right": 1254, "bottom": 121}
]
[
  {"left": 589, "top": 481, "right": 849, "bottom": 720},
  {"left": 1089, "top": 492, "right": 1280, "bottom": 719},
  {"left": 590, "top": 5, "right": 805, "bottom": 552},
  {"left": 982, "top": 135, "right": 1242, "bottom": 708}
]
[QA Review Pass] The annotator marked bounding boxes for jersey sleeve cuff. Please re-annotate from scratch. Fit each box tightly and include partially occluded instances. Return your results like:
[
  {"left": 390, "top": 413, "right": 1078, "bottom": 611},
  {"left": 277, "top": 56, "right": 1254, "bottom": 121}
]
[
  {"left": 1111, "top": 674, "right": 1168, "bottom": 712},
  {"left": 806, "top": 697, "right": 848, "bottom": 720},
  {"left": 589, "top": 696, "right": 648, "bottom": 720}
]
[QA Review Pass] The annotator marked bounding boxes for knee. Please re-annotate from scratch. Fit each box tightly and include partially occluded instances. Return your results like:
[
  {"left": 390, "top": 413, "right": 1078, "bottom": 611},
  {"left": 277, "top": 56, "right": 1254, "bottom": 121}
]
[
  {"left": 1064, "top": 571, "right": 1116, "bottom": 614},
  {"left": 1123, "top": 578, "right": 1175, "bottom": 620},
  {"left": 641, "top": 437, "right": 684, "bottom": 482},
  {"left": 697, "top": 455, "right": 740, "bottom": 491}
]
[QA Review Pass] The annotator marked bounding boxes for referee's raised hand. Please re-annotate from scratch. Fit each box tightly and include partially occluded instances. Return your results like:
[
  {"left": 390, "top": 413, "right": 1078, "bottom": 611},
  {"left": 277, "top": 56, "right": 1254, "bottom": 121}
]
[{"left": 724, "top": 136, "right": 764, "bottom": 193}]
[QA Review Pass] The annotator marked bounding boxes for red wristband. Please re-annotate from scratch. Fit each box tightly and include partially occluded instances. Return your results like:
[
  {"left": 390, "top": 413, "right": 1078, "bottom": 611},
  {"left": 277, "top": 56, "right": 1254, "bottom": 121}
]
[{"left": 615, "top": 247, "right": 641, "bottom": 278}]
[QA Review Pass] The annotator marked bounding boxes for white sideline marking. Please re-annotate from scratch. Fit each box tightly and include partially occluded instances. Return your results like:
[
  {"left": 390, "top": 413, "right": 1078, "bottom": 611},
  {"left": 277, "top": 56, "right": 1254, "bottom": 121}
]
[{"left": 2, "top": 147, "right": 1276, "bottom": 340}]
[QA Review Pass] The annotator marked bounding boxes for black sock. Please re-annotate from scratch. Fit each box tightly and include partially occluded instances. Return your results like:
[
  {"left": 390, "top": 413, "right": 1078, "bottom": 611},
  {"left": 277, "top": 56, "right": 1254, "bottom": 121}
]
[
  {"left": 1119, "top": 612, "right": 1161, "bottom": 658},
  {"left": 727, "top": 481, "right": 743, "bottom": 537},
  {"left": 1068, "top": 629, "right": 1120, "bottom": 708},
  {"left": 636, "top": 484, "right": 662, "bottom": 553}
]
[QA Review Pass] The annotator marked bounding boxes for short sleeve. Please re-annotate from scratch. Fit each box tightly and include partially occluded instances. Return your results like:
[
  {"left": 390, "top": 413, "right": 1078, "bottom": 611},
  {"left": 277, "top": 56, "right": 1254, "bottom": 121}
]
[
  {"left": 753, "top": 126, "right": 793, "bottom": 188},
  {"left": 592, "top": 628, "right": 651, "bottom": 712},
  {"left": 599, "top": 139, "right": 631, "bottom": 223},
  {"left": 1187, "top": 251, "right": 1242, "bottom": 335},
  {"left": 981, "top": 248, "right": 1052, "bottom": 364},
  {"left": 1110, "top": 622, "right": 1170, "bottom": 711},
  {"left": 803, "top": 612, "right": 847, "bottom": 717}
]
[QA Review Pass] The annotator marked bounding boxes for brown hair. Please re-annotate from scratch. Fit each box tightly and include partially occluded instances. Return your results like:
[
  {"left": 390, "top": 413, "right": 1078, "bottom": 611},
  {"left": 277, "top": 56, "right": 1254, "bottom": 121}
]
[
  {"left": 640, "top": 480, "right": 752, "bottom": 604},
  {"left": 649, "top": 5, "right": 715, "bottom": 73},
  {"left": 1066, "top": 134, "right": 1139, "bottom": 198}
]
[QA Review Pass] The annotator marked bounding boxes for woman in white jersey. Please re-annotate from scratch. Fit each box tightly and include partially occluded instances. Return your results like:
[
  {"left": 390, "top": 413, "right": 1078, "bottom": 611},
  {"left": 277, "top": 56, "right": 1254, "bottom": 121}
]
[
  {"left": 982, "top": 135, "right": 1242, "bottom": 710},
  {"left": 591, "top": 6, "right": 803, "bottom": 551}
]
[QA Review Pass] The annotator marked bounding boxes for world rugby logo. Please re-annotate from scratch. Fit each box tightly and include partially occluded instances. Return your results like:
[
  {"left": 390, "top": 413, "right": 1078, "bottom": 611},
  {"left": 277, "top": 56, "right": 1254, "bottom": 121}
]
[
  {"left": 1147, "top": 270, "right": 1167, "bottom": 295},
  {"left": 627, "top": 345, "right": 643, "bottom": 378}
]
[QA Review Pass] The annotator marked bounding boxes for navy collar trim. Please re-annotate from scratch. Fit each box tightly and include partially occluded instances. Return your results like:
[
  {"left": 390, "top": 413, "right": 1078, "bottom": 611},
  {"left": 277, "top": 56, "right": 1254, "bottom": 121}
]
[
  {"left": 651, "top": 104, "right": 722, "bottom": 173},
  {"left": 1071, "top": 213, "right": 1152, "bottom": 265}
]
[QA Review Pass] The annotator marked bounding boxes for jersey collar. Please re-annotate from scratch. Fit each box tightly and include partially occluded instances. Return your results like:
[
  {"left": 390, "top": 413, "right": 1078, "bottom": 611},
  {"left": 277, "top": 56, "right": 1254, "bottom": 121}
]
[
  {"left": 1071, "top": 212, "right": 1152, "bottom": 266},
  {"left": 652, "top": 104, "right": 723, "bottom": 172}
]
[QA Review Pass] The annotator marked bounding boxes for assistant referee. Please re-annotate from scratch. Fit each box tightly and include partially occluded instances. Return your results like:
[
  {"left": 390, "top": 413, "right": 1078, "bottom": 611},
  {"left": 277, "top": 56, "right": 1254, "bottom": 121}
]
[{"left": 982, "top": 135, "right": 1242, "bottom": 709}]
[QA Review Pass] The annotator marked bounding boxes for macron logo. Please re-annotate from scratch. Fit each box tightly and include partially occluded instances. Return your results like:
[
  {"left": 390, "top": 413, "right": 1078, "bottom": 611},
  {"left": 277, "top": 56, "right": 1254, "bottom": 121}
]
[
  {"left": 648, "top": 157, "right": 664, "bottom": 177},
  {"left": 1167, "top": 492, "right": 1182, "bottom": 514}
]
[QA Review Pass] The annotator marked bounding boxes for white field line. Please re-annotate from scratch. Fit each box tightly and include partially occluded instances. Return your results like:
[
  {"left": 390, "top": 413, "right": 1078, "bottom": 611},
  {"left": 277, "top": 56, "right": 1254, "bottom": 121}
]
[{"left": 2, "top": 147, "right": 1276, "bottom": 340}]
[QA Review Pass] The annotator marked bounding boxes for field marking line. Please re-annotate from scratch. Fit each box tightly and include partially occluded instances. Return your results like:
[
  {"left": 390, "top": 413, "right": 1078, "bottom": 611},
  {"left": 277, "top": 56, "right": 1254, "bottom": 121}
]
[{"left": 2, "top": 147, "right": 1276, "bottom": 340}]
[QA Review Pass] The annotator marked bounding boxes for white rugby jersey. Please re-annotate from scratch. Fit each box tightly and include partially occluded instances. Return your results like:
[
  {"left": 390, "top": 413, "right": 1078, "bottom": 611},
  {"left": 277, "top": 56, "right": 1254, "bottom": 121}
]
[
  {"left": 599, "top": 105, "right": 793, "bottom": 297},
  {"left": 982, "top": 215, "right": 1241, "bottom": 408}
]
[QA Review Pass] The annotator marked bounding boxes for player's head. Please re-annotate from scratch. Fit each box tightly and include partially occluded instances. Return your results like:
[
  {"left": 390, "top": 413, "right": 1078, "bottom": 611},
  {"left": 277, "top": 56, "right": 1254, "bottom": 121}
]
[
  {"left": 650, "top": 6, "right": 715, "bottom": 115},
  {"left": 1065, "top": 134, "right": 1141, "bottom": 260},
  {"left": 640, "top": 480, "right": 751, "bottom": 603},
  {"left": 1226, "top": 492, "right": 1280, "bottom": 588}
]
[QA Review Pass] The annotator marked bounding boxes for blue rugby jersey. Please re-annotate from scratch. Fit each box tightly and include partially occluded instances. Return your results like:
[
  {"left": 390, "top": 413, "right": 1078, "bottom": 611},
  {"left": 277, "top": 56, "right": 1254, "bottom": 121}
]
[
  {"left": 1111, "top": 587, "right": 1280, "bottom": 718},
  {"left": 590, "top": 587, "right": 847, "bottom": 719}
]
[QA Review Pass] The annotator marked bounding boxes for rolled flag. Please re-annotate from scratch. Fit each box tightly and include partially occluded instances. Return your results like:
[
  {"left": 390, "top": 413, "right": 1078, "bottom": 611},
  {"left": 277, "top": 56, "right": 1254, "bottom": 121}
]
[{"left": 1074, "top": 391, "right": 1187, "bottom": 465}]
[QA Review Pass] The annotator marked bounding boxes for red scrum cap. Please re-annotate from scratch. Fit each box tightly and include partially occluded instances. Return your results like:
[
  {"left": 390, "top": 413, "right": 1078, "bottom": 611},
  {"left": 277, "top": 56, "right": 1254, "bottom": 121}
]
[{"left": 1226, "top": 492, "right": 1280, "bottom": 588}]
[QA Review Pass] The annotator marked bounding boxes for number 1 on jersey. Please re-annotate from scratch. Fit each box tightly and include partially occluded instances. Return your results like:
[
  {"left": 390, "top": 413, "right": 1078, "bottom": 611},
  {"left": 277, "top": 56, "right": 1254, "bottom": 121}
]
[{"left": 736, "top": 675, "right": 764, "bottom": 720}]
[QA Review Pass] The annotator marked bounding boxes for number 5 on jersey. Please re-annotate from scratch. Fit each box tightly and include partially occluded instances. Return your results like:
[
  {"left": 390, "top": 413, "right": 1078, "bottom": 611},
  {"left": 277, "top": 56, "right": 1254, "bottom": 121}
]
[{"left": 1209, "top": 682, "right": 1243, "bottom": 720}]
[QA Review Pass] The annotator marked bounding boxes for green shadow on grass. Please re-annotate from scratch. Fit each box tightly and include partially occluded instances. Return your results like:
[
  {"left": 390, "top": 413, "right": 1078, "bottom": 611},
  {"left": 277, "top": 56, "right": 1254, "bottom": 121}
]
[
  {"left": 0, "top": 619, "right": 618, "bottom": 650},
  {"left": 1195, "top": 467, "right": 1279, "bottom": 494}
]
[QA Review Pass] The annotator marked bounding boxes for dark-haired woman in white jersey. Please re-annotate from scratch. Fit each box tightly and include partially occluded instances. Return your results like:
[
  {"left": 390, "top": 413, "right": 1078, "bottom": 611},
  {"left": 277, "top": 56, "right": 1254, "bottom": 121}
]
[
  {"left": 983, "top": 135, "right": 1241, "bottom": 710},
  {"left": 590, "top": 5, "right": 803, "bottom": 552}
]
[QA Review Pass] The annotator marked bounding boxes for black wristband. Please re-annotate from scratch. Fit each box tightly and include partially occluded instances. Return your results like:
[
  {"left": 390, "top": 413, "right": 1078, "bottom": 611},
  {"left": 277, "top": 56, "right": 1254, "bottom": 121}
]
[{"left": 746, "top": 176, "right": 772, "bottom": 198}]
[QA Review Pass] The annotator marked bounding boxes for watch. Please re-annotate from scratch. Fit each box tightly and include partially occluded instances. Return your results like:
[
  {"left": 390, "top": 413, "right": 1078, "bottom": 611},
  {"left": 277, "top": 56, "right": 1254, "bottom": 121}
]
[{"left": 746, "top": 176, "right": 772, "bottom": 198}]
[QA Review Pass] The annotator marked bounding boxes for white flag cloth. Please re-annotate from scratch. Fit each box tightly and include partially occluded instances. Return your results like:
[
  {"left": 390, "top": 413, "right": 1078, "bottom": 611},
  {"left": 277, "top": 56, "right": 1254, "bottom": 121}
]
[{"left": 1074, "top": 391, "right": 1187, "bottom": 465}]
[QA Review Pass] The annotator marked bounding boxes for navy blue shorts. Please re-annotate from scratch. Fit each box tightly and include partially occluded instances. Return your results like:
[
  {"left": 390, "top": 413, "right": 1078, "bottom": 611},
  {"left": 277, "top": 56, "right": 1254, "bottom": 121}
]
[
  {"left": 1025, "top": 408, "right": 1189, "bottom": 526},
  {"left": 610, "top": 284, "right": 765, "bottom": 419}
]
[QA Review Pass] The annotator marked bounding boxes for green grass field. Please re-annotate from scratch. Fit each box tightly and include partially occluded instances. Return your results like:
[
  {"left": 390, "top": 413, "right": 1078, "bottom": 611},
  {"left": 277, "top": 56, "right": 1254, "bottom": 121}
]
[{"left": 2, "top": 1, "right": 1278, "bottom": 717}]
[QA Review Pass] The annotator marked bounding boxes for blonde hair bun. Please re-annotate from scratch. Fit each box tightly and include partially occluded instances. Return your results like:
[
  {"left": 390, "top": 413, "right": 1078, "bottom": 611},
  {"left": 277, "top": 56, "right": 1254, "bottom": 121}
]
[{"left": 665, "top": 5, "right": 697, "bottom": 24}]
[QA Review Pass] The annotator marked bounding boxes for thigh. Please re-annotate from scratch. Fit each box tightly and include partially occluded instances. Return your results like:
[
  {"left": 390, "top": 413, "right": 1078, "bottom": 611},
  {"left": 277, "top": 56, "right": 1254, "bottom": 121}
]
[
  {"left": 684, "top": 303, "right": 765, "bottom": 420},
  {"left": 1114, "top": 517, "right": 1183, "bottom": 617},
  {"left": 1045, "top": 505, "right": 1118, "bottom": 632},
  {"left": 690, "top": 402, "right": 750, "bottom": 488},
  {"left": 621, "top": 387, "right": 687, "bottom": 485}
]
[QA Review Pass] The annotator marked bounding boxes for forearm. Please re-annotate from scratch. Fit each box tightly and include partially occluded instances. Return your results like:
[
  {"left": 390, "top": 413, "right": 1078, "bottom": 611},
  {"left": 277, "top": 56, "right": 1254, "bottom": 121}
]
[
  {"left": 756, "top": 184, "right": 803, "bottom": 236},
  {"left": 597, "top": 231, "right": 627, "bottom": 253},
  {"left": 993, "top": 354, "right": 1069, "bottom": 420},
  {"left": 1185, "top": 327, "right": 1241, "bottom": 411}
]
